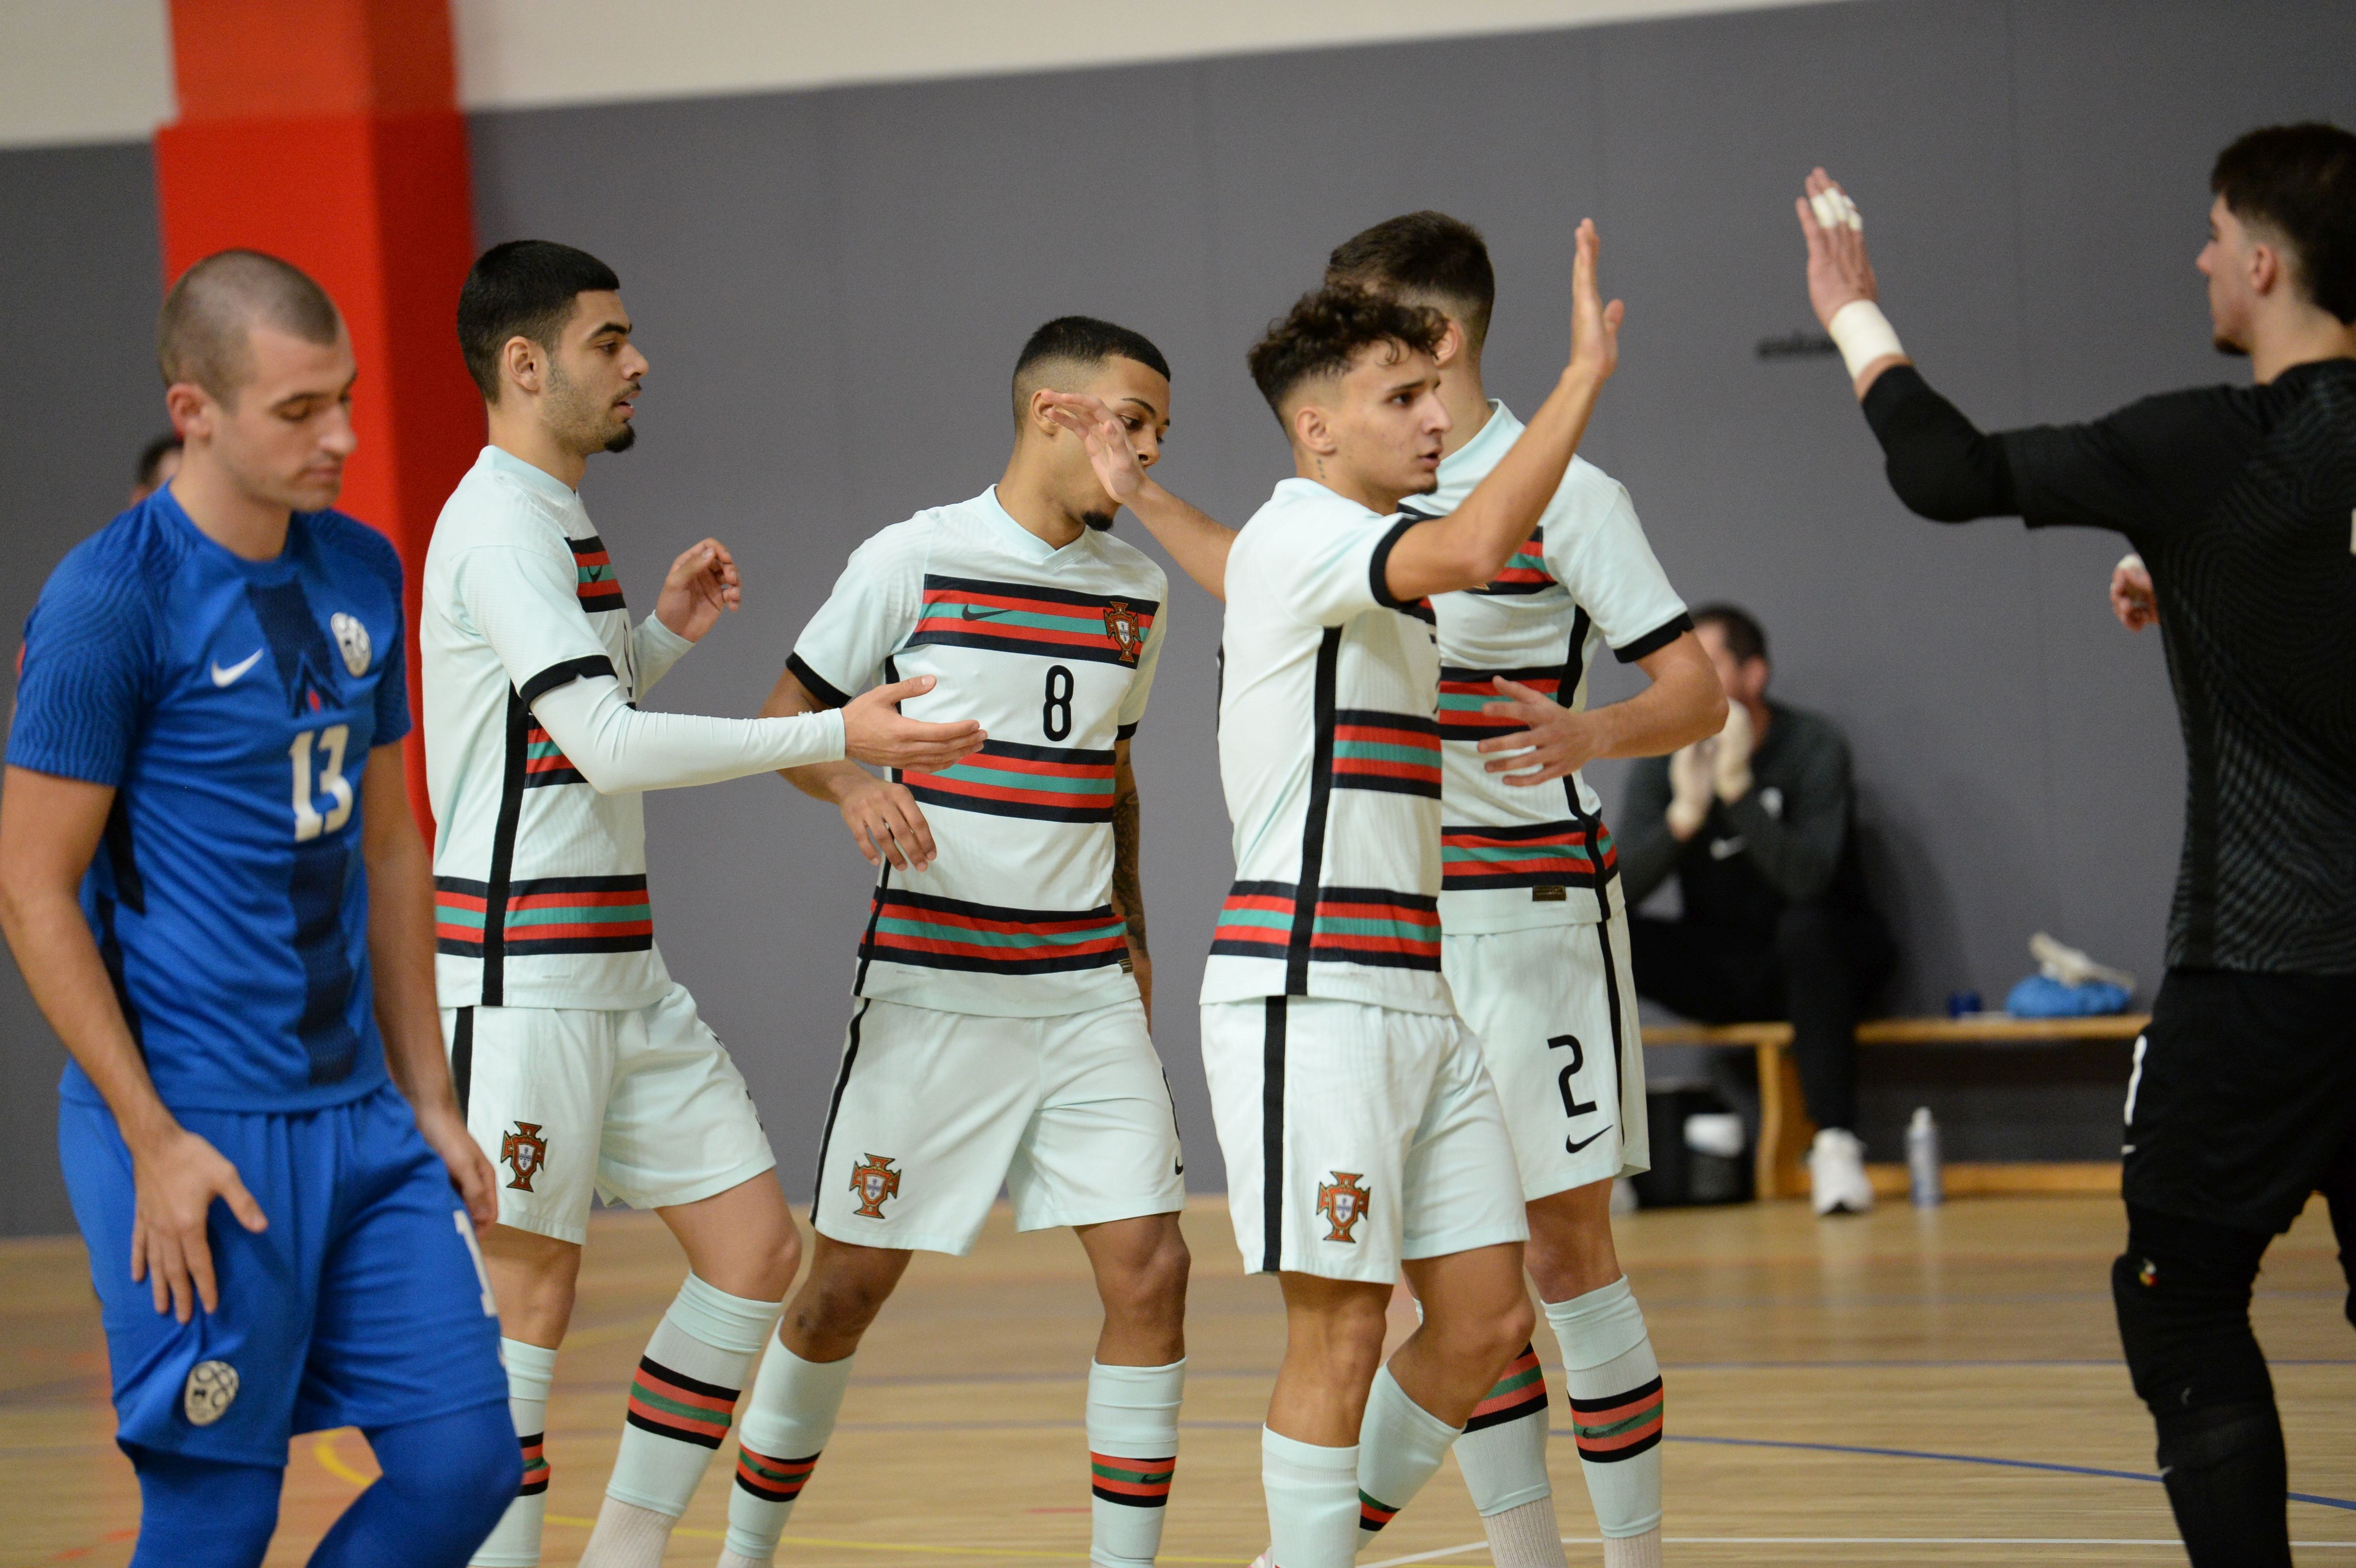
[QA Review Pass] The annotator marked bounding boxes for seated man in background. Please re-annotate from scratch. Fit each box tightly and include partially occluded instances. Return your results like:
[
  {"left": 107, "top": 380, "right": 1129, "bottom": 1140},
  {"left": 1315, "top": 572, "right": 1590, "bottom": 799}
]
[{"left": 1615, "top": 604, "right": 1894, "bottom": 1216}]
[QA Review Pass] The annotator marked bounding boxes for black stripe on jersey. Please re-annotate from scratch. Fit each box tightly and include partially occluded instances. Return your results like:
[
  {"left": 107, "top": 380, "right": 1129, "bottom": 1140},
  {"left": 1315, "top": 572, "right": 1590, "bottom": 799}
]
[
  {"left": 480, "top": 689, "right": 531, "bottom": 1005},
  {"left": 786, "top": 652, "right": 853, "bottom": 710},
  {"left": 1287, "top": 629, "right": 1343, "bottom": 995},
  {"left": 905, "top": 626, "right": 1145, "bottom": 668},
  {"left": 1596, "top": 918, "right": 1628, "bottom": 1128},
  {"left": 1262, "top": 997, "right": 1287, "bottom": 1274},
  {"left": 1369, "top": 517, "right": 1418, "bottom": 610},
  {"left": 1116, "top": 720, "right": 1139, "bottom": 740},
  {"left": 922, "top": 572, "right": 1164, "bottom": 614},
  {"left": 291, "top": 837, "right": 361, "bottom": 1085},
  {"left": 902, "top": 738, "right": 1120, "bottom": 824},
  {"left": 810, "top": 999, "right": 870, "bottom": 1230},
  {"left": 518, "top": 654, "right": 616, "bottom": 708},
  {"left": 1613, "top": 611, "right": 1693, "bottom": 664}
]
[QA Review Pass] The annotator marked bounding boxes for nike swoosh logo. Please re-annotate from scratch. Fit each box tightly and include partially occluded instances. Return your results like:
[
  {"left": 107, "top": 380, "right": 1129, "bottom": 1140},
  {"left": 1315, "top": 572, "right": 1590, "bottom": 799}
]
[
  {"left": 1709, "top": 835, "right": 1747, "bottom": 860},
  {"left": 1564, "top": 1128, "right": 1610, "bottom": 1154},
  {"left": 210, "top": 650, "right": 265, "bottom": 687},
  {"left": 960, "top": 605, "right": 1009, "bottom": 621}
]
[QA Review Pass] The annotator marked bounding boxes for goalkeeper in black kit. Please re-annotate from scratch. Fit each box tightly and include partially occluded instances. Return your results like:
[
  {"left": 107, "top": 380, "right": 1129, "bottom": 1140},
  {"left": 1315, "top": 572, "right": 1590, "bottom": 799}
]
[{"left": 1796, "top": 124, "right": 2356, "bottom": 1568}]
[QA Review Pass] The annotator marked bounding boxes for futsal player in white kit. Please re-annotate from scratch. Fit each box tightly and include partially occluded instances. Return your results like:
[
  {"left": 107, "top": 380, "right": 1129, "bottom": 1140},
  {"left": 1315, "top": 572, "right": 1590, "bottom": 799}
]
[
  {"left": 425, "top": 240, "right": 981, "bottom": 1568},
  {"left": 1327, "top": 214, "right": 1725, "bottom": 1568},
  {"left": 1202, "top": 221, "right": 1620, "bottom": 1568},
  {"left": 722, "top": 319, "right": 1212, "bottom": 1568}
]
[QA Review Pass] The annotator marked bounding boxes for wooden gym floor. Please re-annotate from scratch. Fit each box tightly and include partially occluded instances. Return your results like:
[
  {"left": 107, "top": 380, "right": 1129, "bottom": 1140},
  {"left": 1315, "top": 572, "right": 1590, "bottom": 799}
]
[{"left": 7, "top": 1193, "right": 2356, "bottom": 1566}]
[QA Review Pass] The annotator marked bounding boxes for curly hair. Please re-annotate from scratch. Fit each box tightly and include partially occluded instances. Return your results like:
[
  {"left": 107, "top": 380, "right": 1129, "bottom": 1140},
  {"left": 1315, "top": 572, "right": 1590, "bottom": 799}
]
[{"left": 1245, "top": 285, "right": 1447, "bottom": 418}]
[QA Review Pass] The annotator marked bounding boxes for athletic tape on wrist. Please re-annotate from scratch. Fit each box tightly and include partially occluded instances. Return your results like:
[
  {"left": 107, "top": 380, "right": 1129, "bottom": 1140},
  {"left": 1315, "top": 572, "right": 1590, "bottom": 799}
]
[{"left": 1826, "top": 299, "right": 1905, "bottom": 381}]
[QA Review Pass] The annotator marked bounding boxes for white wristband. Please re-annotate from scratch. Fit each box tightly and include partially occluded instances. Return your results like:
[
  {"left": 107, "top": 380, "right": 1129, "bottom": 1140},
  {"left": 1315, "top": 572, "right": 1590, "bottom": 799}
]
[{"left": 1827, "top": 299, "right": 1905, "bottom": 381}]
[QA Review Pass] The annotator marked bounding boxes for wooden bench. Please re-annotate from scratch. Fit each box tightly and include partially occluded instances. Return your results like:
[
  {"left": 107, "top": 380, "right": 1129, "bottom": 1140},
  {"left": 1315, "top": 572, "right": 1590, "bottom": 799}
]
[{"left": 1642, "top": 1014, "right": 2149, "bottom": 1200}]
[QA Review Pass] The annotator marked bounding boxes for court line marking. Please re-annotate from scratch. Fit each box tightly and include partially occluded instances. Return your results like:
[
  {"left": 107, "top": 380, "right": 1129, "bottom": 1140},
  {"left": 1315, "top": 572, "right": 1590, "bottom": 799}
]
[{"left": 1364, "top": 1541, "right": 2356, "bottom": 1565}]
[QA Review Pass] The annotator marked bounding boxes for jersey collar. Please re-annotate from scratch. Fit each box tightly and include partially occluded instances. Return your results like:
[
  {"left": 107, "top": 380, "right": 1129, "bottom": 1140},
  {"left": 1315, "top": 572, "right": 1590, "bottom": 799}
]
[
  {"left": 480, "top": 444, "right": 586, "bottom": 515},
  {"left": 980, "top": 484, "right": 1093, "bottom": 563},
  {"left": 1426, "top": 399, "right": 1524, "bottom": 512}
]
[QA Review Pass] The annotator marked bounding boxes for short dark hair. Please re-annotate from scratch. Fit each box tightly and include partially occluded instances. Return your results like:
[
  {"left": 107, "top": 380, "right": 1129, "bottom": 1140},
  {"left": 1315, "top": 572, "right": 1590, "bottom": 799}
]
[
  {"left": 1692, "top": 603, "right": 1767, "bottom": 665},
  {"left": 136, "top": 434, "right": 181, "bottom": 489},
  {"left": 157, "top": 250, "right": 341, "bottom": 402},
  {"left": 2211, "top": 122, "right": 2356, "bottom": 324},
  {"left": 458, "top": 240, "right": 622, "bottom": 401},
  {"left": 1246, "top": 286, "right": 1447, "bottom": 419},
  {"left": 1011, "top": 316, "right": 1170, "bottom": 425},
  {"left": 1326, "top": 211, "right": 1497, "bottom": 354}
]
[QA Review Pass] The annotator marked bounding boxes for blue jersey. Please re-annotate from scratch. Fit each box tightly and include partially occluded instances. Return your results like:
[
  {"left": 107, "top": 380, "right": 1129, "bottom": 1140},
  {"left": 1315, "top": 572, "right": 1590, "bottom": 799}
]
[{"left": 9, "top": 487, "right": 411, "bottom": 1113}]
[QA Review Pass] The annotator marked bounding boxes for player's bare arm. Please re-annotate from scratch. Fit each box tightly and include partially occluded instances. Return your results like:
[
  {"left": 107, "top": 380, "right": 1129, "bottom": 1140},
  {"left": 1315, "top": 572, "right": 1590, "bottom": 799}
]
[
  {"left": 1044, "top": 391, "right": 1236, "bottom": 599},
  {"left": 1476, "top": 629, "right": 1726, "bottom": 785},
  {"left": 653, "top": 536, "right": 743, "bottom": 642},
  {"left": 0, "top": 766, "right": 266, "bottom": 1322},
  {"left": 761, "top": 664, "right": 970, "bottom": 872},
  {"left": 1384, "top": 219, "right": 1624, "bottom": 601},
  {"left": 359, "top": 748, "right": 496, "bottom": 1229},
  {"left": 1796, "top": 168, "right": 1910, "bottom": 399},
  {"left": 1108, "top": 737, "right": 1150, "bottom": 1023}
]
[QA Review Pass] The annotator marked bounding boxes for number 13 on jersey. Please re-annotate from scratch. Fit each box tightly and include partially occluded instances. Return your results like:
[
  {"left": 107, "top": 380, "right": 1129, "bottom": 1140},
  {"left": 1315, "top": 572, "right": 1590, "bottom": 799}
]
[{"left": 290, "top": 724, "right": 354, "bottom": 841}]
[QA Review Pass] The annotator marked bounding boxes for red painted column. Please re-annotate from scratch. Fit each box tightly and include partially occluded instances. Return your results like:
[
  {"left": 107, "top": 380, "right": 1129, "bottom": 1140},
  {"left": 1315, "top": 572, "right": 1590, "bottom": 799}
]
[{"left": 154, "top": 0, "right": 481, "bottom": 834}]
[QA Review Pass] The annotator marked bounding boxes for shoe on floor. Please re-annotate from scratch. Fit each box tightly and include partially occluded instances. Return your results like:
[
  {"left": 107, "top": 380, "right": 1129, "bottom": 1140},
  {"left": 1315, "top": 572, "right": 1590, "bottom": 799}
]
[{"left": 1809, "top": 1127, "right": 1874, "bottom": 1215}]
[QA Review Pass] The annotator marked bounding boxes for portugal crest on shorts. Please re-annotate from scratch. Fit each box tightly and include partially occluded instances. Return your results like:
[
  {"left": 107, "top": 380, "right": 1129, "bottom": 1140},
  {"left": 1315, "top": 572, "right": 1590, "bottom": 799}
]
[
  {"left": 1316, "top": 1171, "right": 1371, "bottom": 1243},
  {"left": 501, "top": 1122, "right": 549, "bottom": 1192},
  {"left": 1103, "top": 601, "right": 1142, "bottom": 663},
  {"left": 849, "top": 1153, "right": 901, "bottom": 1218},
  {"left": 184, "top": 1359, "right": 239, "bottom": 1426}
]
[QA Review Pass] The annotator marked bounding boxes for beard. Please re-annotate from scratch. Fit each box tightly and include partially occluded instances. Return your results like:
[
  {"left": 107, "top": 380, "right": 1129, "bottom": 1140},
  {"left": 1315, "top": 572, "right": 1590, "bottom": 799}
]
[
  {"left": 549, "top": 360, "right": 638, "bottom": 455},
  {"left": 603, "top": 422, "right": 637, "bottom": 453},
  {"left": 1080, "top": 509, "right": 1115, "bottom": 533}
]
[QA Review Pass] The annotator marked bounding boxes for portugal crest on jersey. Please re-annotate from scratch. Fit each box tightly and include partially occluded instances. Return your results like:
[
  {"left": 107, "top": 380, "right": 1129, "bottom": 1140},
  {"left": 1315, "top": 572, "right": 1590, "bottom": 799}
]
[
  {"left": 502, "top": 1122, "right": 549, "bottom": 1191},
  {"left": 1103, "top": 601, "right": 1143, "bottom": 663},
  {"left": 849, "top": 1153, "right": 901, "bottom": 1218},
  {"left": 1316, "top": 1171, "right": 1370, "bottom": 1243}
]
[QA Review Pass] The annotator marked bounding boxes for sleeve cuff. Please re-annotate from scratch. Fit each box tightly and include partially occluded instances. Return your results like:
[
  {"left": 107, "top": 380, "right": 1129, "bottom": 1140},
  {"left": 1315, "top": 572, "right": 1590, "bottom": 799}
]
[
  {"left": 1368, "top": 516, "right": 1419, "bottom": 610},
  {"left": 637, "top": 613, "right": 693, "bottom": 660},
  {"left": 785, "top": 651, "right": 854, "bottom": 710},
  {"left": 1116, "top": 721, "right": 1139, "bottom": 740},
  {"left": 1613, "top": 611, "right": 1694, "bottom": 664},
  {"left": 518, "top": 654, "right": 617, "bottom": 707}
]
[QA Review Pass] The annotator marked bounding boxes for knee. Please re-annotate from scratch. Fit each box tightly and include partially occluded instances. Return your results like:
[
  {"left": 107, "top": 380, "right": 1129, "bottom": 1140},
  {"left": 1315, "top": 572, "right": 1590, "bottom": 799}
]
[
  {"left": 749, "top": 1220, "right": 803, "bottom": 1303},
  {"left": 1289, "top": 1293, "right": 1390, "bottom": 1386},
  {"left": 1106, "top": 1228, "right": 1191, "bottom": 1320},
  {"left": 373, "top": 1403, "right": 520, "bottom": 1547},
  {"left": 2112, "top": 1210, "right": 2273, "bottom": 1415},
  {"left": 787, "top": 1253, "right": 900, "bottom": 1351},
  {"left": 1428, "top": 1290, "right": 1534, "bottom": 1375}
]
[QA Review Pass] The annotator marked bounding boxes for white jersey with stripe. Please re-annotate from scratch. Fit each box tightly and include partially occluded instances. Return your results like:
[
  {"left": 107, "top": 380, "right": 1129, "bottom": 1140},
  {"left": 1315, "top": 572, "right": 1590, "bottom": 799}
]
[
  {"left": 421, "top": 447, "right": 682, "bottom": 1011},
  {"left": 1200, "top": 479, "right": 1454, "bottom": 1017},
  {"left": 788, "top": 487, "right": 1167, "bottom": 1018},
  {"left": 1418, "top": 403, "right": 1691, "bottom": 936}
]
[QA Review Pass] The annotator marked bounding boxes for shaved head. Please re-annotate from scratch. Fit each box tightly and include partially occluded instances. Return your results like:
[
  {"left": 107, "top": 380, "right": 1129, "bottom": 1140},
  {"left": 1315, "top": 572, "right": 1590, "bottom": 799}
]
[
  {"left": 1011, "top": 316, "right": 1170, "bottom": 426},
  {"left": 158, "top": 250, "right": 342, "bottom": 404}
]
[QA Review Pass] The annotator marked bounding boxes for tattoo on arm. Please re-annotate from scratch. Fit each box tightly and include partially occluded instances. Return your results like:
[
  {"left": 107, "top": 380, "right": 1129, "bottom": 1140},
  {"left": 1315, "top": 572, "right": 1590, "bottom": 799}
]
[{"left": 1111, "top": 777, "right": 1146, "bottom": 956}]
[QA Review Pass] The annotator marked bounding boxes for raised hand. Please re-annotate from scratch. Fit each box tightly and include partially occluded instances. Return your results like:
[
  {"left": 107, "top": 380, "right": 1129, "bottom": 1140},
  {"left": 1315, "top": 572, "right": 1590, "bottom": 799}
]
[
  {"left": 1568, "top": 218, "right": 1625, "bottom": 385},
  {"left": 130, "top": 1124, "right": 268, "bottom": 1323},
  {"left": 2111, "top": 553, "right": 2159, "bottom": 632},
  {"left": 1796, "top": 167, "right": 1881, "bottom": 330},
  {"left": 1041, "top": 392, "right": 1148, "bottom": 506},
  {"left": 841, "top": 674, "right": 987, "bottom": 772},
  {"left": 1477, "top": 677, "right": 1609, "bottom": 785},
  {"left": 654, "top": 538, "right": 742, "bottom": 643}
]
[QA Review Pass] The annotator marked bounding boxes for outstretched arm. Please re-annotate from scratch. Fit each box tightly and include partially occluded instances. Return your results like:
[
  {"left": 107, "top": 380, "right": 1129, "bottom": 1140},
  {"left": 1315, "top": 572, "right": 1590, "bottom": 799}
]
[
  {"left": 1044, "top": 395, "right": 1235, "bottom": 601},
  {"left": 762, "top": 665, "right": 951, "bottom": 874},
  {"left": 1474, "top": 630, "right": 1725, "bottom": 786},
  {"left": 0, "top": 768, "right": 267, "bottom": 1323},
  {"left": 1382, "top": 218, "right": 1623, "bottom": 602}
]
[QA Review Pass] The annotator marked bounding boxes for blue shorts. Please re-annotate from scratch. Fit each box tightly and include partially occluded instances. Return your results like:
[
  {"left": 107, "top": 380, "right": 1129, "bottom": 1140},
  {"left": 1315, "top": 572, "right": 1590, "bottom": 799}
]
[{"left": 60, "top": 1083, "right": 508, "bottom": 1467}]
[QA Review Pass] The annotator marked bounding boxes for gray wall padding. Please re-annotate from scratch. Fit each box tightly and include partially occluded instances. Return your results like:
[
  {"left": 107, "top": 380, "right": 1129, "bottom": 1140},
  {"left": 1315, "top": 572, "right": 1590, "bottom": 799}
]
[{"left": 0, "top": 0, "right": 2346, "bottom": 1229}]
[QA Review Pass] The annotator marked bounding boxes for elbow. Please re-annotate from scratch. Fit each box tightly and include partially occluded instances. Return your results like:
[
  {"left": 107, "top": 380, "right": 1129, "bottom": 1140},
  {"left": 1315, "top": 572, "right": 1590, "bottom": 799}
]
[
  {"left": 1883, "top": 450, "right": 1996, "bottom": 524},
  {"left": 1688, "top": 685, "right": 1730, "bottom": 745}
]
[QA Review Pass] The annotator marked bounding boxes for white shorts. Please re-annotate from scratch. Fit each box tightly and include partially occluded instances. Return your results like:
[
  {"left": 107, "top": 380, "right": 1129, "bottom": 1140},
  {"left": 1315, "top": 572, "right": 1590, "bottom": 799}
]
[
  {"left": 443, "top": 981, "right": 776, "bottom": 1244},
  {"left": 1443, "top": 913, "right": 1651, "bottom": 1200},
  {"left": 1200, "top": 997, "right": 1528, "bottom": 1285},
  {"left": 809, "top": 996, "right": 1186, "bottom": 1256}
]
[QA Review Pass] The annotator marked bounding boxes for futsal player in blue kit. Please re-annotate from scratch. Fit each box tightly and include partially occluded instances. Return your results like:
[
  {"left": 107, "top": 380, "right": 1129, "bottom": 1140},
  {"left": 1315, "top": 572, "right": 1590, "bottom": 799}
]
[{"left": 0, "top": 251, "right": 515, "bottom": 1566}]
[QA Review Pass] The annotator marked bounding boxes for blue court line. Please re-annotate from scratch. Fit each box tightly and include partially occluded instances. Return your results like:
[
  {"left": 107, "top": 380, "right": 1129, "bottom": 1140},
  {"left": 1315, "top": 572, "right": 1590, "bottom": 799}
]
[{"left": 1649, "top": 1431, "right": 2356, "bottom": 1513}]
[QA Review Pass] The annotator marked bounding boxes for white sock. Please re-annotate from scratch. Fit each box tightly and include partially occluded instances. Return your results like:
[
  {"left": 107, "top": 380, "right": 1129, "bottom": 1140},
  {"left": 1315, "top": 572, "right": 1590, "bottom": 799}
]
[
  {"left": 1451, "top": 1340, "right": 1553, "bottom": 1514},
  {"left": 1482, "top": 1498, "right": 1572, "bottom": 1568},
  {"left": 722, "top": 1338, "right": 856, "bottom": 1565},
  {"left": 1087, "top": 1359, "right": 1184, "bottom": 1568},
  {"left": 1354, "top": 1367, "right": 1462, "bottom": 1551},
  {"left": 1263, "top": 1427, "right": 1359, "bottom": 1568},
  {"left": 1602, "top": 1527, "right": 1664, "bottom": 1568},
  {"left": 471, "top": 1339, "right": 558, "bottom": 1568},
  {"left": 583, "top": 1273, "right": 777, "bottom": 1567},
  {"left": 1545, "top": 1278, "right": 1664, "bottom": 1539}
]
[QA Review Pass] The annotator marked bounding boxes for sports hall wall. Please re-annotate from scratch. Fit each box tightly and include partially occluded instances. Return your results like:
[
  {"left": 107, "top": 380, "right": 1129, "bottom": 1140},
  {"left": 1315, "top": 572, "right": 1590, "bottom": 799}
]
[{"left": 0, "top": 0, "right": 2345, "bottom": 1233}]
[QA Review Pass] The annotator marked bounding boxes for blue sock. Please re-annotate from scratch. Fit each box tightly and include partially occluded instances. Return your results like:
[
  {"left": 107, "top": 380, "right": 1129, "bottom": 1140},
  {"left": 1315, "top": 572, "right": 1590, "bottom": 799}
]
[
  {"left": 308, "top": 1401, "right": 520, "bottom": 1568},
  {"left": 126, "top": 1445, "right": 283, "bottom": 1568}
]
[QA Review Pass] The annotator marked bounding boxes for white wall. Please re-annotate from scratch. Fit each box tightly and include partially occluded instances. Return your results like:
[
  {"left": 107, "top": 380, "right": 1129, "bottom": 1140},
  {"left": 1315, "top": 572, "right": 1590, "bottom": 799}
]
[{"left": 0, "top": 0, "right": 1842, "bottom": 148}]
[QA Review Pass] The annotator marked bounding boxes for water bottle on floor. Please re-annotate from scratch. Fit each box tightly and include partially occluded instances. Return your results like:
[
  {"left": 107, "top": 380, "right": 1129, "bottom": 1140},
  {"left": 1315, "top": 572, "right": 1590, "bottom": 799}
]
[{"left": 1907, "top": 1106, "right": 1943, "bottom": 1208}]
